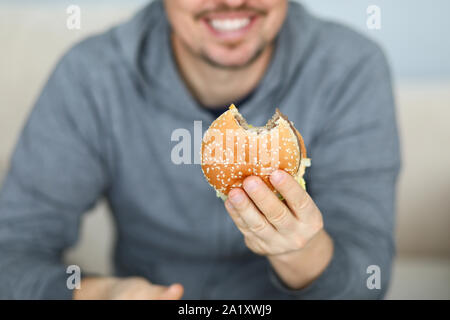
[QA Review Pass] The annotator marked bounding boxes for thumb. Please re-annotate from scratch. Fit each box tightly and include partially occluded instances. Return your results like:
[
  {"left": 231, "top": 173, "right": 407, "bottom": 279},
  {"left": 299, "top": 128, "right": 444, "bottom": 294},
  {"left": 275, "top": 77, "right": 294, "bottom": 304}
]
[{"left": 157, "top": 283, "right": 184, "bottom": 300}]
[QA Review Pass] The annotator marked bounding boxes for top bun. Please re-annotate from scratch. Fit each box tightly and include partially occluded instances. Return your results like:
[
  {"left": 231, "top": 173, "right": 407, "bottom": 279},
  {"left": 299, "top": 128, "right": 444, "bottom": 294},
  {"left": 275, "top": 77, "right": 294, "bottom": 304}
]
[{"left": 201, "top": 104, "right": 310, "bottom": 200}]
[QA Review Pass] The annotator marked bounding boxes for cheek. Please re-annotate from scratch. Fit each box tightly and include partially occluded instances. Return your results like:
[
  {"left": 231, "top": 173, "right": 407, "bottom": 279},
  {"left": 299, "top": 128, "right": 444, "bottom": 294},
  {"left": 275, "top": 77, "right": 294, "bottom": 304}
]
[
  {"left": 261, "top": 1, "right": 288, "bottom": 38},
  {"left": 166, "top": 2, "right": 205, "bottom": 47}
]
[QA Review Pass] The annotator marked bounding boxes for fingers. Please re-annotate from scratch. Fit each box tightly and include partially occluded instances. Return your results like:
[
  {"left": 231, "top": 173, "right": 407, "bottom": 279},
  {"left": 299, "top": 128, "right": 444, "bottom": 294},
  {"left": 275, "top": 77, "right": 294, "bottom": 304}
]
[
  {"left": 225, "top": 188, "right": 277, "bottom": 240},
  {"left": 224, "top": 172, "right": 324, "bottom": 257},
  {"left": 224, "top": 199, "right": 249, "bottom": 232},
  {"left": 157, "top": 283, "right": 184, "bottom": 300},
  {"left": 241, "top": 176, "right": 297, "bottom": 233},
  {"left": 269, "top": 170, "right": 315, "bottom": 218}
]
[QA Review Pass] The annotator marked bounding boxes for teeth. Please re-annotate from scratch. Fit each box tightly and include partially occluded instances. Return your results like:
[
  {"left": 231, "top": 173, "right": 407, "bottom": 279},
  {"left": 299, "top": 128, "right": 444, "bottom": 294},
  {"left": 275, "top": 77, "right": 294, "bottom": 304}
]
[{"left": 210, "top": 18, "right": 250, "bottom": 32}]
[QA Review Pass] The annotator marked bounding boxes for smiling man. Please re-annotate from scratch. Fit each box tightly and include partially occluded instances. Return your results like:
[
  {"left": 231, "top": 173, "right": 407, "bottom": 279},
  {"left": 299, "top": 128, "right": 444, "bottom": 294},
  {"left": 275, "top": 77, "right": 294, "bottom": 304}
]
[{"left": 0, "top": 0, "right": 400, "bottom": 299}]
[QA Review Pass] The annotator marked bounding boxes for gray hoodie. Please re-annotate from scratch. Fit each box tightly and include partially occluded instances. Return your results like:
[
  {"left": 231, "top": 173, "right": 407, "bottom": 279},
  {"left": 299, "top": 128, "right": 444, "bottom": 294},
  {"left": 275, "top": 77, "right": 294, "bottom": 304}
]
[{"left": 0, "top": 0, "right": 400, "bottom": 299}]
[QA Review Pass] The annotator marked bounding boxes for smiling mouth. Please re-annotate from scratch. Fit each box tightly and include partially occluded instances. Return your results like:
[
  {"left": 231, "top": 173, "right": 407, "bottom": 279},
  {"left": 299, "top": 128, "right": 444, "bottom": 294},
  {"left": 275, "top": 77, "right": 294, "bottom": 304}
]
[
  {"left": 198, "top": 9, "right": 264, "bottom": 38},
  {"left": 201, "top": 15, "right": 259, "bottom": 40},
  {"left": 208, "top": 17, "right": 251, "bottom": 32}
]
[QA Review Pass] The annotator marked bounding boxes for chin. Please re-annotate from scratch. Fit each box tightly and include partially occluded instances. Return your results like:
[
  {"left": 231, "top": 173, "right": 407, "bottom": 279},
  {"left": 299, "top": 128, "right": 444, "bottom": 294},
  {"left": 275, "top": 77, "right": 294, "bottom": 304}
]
[
  {"left": 209, "top": 56, "right": 253, "bottom": 68},
  {"left": 203, "top": 43, "right": 263, "bottom": 69}
]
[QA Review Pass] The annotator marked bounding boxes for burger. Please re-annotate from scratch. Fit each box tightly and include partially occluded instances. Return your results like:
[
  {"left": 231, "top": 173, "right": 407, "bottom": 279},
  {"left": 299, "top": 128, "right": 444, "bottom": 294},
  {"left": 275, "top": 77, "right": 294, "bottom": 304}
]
[{"left": 201, "top": 104, "right": 311, "bottom": 201}]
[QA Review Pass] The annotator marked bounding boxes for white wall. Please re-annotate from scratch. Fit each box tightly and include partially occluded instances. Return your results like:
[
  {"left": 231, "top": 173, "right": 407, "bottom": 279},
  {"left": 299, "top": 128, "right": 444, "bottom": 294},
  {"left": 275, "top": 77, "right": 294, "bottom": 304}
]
[{"left": 299, "top": 0, "right": 450, "bottom": 80}]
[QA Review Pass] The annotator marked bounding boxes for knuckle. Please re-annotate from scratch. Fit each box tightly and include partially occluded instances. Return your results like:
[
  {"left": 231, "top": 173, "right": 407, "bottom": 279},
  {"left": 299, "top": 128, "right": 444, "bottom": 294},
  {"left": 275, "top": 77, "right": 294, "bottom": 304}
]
[
  {"left": 315, "top": 218, "right": 324, "bottom": 231},
  {"left": 252, "top": 242, "right": 266, "bottom": 255},
  {"left": 231, "top": 199, "right": 249, "bottom": 213},
  {"left": 270, "top": 247, "right": 284, "bottom": 256},
  {"left": 293, "top": 235, "right": 307, "bottom": 249},
  {"left": 244, "top": 237, "right": 252, "bottom": 247},
  {"left": 270, "top": 207, "right": 289, "bottom": 225},
  {"left": 294, "top": 193, "right": 311, "bottom": 212},
  {"left": 249, "top": 221, "right": 267, "bottom": 233},
  {"left": 239, "top": 226, "right": 252, "bottom": 236},
  {"left": 227, "top": 208, "right": 239, "bottom": 220}
]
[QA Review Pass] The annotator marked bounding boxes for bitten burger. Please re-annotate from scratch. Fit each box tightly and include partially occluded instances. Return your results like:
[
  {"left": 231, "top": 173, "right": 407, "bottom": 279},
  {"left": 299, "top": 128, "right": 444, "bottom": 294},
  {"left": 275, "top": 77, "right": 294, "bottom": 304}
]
[{"left": 201, "top": 104, "right": 311, "bottom": 200}]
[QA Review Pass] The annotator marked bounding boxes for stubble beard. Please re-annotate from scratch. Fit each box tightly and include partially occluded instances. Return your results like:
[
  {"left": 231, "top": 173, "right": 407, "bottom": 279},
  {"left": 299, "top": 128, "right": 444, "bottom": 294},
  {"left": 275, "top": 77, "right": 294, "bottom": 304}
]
[{"left": 180, "top": 35, "right": 271, "bottom": 71}]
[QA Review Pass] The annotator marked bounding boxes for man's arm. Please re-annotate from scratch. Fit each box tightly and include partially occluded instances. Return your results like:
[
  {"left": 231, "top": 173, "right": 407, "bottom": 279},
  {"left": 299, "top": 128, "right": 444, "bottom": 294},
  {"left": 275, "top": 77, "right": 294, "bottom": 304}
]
[
  {"left": 224, "top": 47, "right": 401, "bottom": 299},
  {"left": 0, "top": 44, "right": 185, "bottom": 300},
  {"left": 0, "top": 48, "right": 110, "bottom": 299}
]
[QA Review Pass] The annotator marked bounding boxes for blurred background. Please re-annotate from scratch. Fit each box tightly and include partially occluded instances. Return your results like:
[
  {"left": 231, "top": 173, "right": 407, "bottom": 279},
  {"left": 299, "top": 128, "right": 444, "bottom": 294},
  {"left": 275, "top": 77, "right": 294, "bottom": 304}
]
[{"left": 0, "top": 0, "right": 449, "bottom": 299}]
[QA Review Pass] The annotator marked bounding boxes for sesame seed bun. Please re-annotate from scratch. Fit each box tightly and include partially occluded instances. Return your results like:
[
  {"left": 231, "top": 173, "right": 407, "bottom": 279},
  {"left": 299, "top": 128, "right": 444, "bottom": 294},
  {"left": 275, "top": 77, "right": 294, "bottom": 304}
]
[{"left": 201, "top": 104, "right": 310, "bottom": 200}]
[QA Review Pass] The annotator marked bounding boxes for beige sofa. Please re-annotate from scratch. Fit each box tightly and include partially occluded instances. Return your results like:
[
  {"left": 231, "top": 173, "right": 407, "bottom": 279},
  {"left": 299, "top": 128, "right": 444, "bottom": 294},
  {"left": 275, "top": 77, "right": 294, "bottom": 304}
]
[{"left": 1, "top": 4, "right": 449, "bottom": 299}]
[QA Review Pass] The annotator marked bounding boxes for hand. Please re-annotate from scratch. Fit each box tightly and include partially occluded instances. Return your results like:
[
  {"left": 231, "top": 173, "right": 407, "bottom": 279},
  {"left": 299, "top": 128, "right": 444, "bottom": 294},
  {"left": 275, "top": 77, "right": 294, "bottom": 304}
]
[
  {"left": 224, "top": 170, "right": 324, "bottom": 257},
  {"left": 224, "top": 169, "right": 333, "bottom": 289},
  {"left": 74, "top": 276, "right": 184, "bottom": 300}
]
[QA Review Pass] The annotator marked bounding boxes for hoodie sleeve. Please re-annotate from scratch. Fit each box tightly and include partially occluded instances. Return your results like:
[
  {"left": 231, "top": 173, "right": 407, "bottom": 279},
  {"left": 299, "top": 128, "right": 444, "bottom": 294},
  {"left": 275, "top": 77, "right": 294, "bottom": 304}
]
[
  {"left": 0, "top": 48, "right": 109, "bottom": 299},
  {"left": 269, "top": 47, "right": 401, "bottom": 299}
]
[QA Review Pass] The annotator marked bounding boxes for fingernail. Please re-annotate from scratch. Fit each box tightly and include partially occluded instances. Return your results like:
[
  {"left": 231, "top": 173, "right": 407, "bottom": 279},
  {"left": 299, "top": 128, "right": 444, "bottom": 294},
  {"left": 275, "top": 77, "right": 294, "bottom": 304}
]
[
  {"left": 270, "top": 170, "right": 285, "bottom": 185},
  {"left": 243, "top": 178, "right": 259, "bottom": 192},
  {"left": 229, "top": 190, "right": 245, "bottom": 205}
]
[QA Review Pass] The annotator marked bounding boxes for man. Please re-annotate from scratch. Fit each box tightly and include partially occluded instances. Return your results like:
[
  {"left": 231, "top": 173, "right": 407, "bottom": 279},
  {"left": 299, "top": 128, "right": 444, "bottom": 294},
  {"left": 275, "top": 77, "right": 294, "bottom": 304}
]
[{"left": 0, "top": 0, "right": 400, "bottom": 299}]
